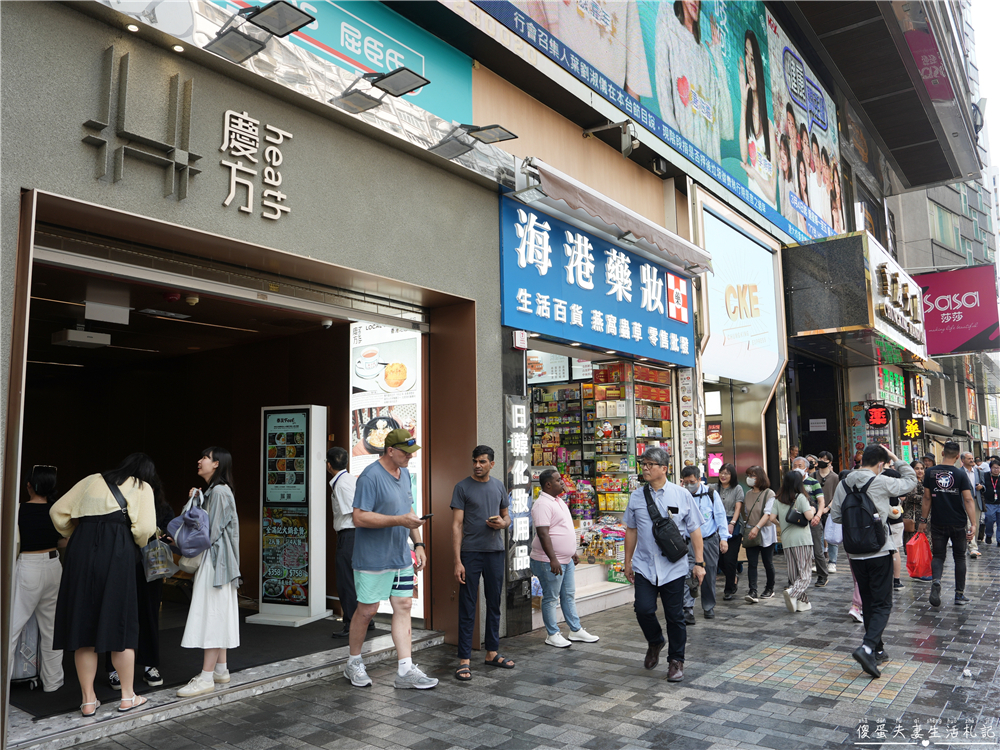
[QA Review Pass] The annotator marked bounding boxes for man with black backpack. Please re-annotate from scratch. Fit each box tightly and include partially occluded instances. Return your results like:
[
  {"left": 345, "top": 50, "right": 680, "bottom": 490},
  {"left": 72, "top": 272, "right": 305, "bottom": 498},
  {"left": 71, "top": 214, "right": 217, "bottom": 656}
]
[{"left": 829, "top": 444, "right": 916, "bottom": 679}]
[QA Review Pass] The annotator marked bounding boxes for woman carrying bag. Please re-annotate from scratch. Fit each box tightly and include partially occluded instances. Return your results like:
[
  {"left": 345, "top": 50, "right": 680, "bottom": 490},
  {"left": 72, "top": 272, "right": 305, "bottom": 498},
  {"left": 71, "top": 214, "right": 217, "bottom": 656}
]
[
  {"left": 741, "top": 466, "right": 777, "bottom": 604},
  {"left": 774, "top": 471, "right": 816, "bottom": 613},
  {"left": 716, "top": 464, "right": 745, "bottom": 601},
  {"left": 50, "top": 453, "right": 158, "bottom": 715},
  {"left": 177, "top": 447, "right": 241, "bottom": 698}
]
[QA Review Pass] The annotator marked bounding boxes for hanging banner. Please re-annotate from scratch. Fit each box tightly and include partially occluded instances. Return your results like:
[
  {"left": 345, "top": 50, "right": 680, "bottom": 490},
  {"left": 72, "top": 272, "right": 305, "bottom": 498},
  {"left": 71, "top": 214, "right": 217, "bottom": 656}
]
[
  {"left": 913, "top": 265, "right": 1000, "bottom": 356},
  {"left": 505, "top": 395, "right": 533, "bottom": 582},
  {"left": 472, "top": 1, "right": 843, "bottom": 243}
]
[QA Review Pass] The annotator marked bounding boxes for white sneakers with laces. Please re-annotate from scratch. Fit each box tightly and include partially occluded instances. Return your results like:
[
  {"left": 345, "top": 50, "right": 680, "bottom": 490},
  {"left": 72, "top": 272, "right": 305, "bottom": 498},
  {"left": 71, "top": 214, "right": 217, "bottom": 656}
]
[
  {"left": 568, "top": 628, "right": 599, "bottom": 642},
  {"left": 176, "top": 675, "right": 215, "bottom": 698},
  {"left": 344, "top": 659, "right": 372, "bottom": 687},
  {"left": 545, "top": 632, "right": 572, "bottom": 648}
]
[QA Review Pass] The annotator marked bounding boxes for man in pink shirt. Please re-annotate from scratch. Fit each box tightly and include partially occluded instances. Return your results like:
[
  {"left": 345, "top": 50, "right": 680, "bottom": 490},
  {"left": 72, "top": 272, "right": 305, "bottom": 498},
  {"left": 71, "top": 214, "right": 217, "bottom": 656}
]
[{"left": 529, "top": 469, "right": 600, "bottom": 648}]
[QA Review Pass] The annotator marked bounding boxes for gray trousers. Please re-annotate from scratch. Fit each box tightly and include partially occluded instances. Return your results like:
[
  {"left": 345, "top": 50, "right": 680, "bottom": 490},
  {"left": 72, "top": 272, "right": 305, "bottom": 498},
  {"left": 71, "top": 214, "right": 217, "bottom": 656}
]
[
  {"left": 684, "top": 532, "right": 721, "bottom": 613},
  {"left": 811, "top": 521, "right": 829, "bottom": 583}
]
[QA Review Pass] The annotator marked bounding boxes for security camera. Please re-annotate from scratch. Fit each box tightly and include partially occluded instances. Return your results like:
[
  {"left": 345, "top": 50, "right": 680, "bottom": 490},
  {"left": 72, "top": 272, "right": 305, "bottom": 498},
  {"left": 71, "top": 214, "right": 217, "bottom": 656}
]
[{"left": 320, "top": 319, "right": 333, "bottom": 329}]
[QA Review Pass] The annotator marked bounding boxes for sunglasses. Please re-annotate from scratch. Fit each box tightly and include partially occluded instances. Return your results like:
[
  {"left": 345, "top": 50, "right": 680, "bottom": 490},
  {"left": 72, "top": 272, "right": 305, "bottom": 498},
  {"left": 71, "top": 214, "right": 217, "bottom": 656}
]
[{"left": 389, "top": 438, "right": 417, "bottom": 449}]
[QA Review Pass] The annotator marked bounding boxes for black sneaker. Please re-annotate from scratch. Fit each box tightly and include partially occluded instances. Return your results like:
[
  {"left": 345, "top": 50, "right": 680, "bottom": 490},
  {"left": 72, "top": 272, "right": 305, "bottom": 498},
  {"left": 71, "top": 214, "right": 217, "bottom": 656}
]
[
  {"left": 723, "top": 591, "right": 735, "bottom": 601},
  {"left": 761, "top": 588, "right": 774, "bottom": 599},
  {"left": 744, "top": 591, "right": 759, "bottom": 604},
  {"left": 929, "top": 580, "right": 942, "bottom": 607},
  {"left": 684, "top": 609, "right": 696, "bottom": 625},
  {"left": 955, "top": 593, "right": 971, "bottom": 605},
  {"left": 875, "top": 649, "right": 890, "bottom": 665},
  {"left": 987, "top": 537, "right": 993, "bottom": 545},
  {"left": 144, "top": 667, "right": 163, "bottom": 686},
  {"left": 815, "top": 579, "right": 828, "bottom": 588},
  {"left": 893, "top": 579, "right": 904, "bottom": 590},
  {"left": 852, "top": 646, "right": 881, "bottom": 679},
  {"left": 109, "top": 671, "right": 121, "bottom": 690}
]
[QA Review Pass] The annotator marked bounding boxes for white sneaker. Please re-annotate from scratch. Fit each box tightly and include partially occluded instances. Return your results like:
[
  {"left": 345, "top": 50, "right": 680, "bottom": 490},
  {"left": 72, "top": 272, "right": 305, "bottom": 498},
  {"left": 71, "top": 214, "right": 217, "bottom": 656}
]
[
  {"left": 545, "top": 632, "right": 572, "bottom": 648},
  {"left": 393, "top": 665, "right": 438, "bottom": 690},
  {"left": 848, "top": 606, "right": 863, "bottom": 623},
  {"left": 782, "top": 589, "right": 797, "bottom": 613},
  {"left": 213, "top": 668, "right": 230, "bottom": 684},
  {"left": 796, "top": 600, "right": 812, "bottom": 613},
  {"left": 176, "top": 675, "right": 215, "bottom": 698},
  {"left": 828, "top": 563, "right": 837, "bottom": 573},
  {"left": 344, "top": 659, "right": 372, "bottom": 687},
  {"left": 811, "top": 564, "right": 817, "bottom": 572},
  {"left": 569, "top": 628, "right": 599, "bottom": 643}
]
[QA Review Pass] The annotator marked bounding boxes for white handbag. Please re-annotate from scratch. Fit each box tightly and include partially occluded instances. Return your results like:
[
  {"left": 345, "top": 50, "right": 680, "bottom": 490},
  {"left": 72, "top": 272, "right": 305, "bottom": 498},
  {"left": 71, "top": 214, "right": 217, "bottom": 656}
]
[{"left": 178, "top": 550, "right": 204, "bottom": 574}]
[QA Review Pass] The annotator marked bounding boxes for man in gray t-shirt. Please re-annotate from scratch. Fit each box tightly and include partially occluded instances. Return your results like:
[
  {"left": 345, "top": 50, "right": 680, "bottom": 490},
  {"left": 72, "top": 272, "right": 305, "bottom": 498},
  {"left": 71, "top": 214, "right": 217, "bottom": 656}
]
[{"left": 450, "top": 445, "right": 512, "bottom": 681}]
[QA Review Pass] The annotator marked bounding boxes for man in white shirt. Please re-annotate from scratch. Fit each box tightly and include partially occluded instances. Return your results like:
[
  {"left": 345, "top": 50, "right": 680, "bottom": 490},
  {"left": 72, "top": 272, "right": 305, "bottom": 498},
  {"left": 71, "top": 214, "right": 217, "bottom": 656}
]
[
  {"left": 327, "top": 447, "right": 370, "bottom": 639},
  {"left": 960, "top": 452, "right": 984, "bottom": 558}
]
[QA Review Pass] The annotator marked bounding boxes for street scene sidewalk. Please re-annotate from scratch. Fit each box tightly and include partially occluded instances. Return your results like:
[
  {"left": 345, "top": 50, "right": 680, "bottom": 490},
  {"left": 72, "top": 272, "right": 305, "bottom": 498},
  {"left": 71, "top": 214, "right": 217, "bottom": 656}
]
[{"left": 78, "top": 546, "right": 999, "bottom": 750}]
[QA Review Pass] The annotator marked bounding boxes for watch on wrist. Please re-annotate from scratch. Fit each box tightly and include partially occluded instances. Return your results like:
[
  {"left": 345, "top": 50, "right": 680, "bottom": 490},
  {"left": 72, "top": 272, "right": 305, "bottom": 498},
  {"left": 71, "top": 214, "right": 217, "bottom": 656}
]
[
  {"left": 918, "top": 517, "right": 929, "bottom": 524},
  {"left": 694, "top": 561, "right": 705, "bottom": 568},
  {"left": 413, "top": 542, "right": 425, "bottom": 548}
]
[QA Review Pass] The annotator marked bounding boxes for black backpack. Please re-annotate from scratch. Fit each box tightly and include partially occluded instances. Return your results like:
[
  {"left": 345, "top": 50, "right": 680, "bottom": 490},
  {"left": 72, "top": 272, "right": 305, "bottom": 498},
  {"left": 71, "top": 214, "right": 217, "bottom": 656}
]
[{"left": 841, "top": 477, "right": 886, "bottom": 554}]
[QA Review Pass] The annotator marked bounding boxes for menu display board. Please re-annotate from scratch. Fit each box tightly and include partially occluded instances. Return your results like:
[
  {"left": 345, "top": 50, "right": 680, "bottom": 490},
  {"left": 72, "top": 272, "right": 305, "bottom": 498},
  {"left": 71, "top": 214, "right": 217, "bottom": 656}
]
[
  {"left": 678, "top": 369, "right": 696, "bottom": 468},
  {"left": 264, "top": 409, "right": 309, "bottom": 504},
  {"left": 261, "top": 506, "right": 309, "bottom": 607},
  {"left": 526, "top": 351, "right": 570, "bottom": 384}
]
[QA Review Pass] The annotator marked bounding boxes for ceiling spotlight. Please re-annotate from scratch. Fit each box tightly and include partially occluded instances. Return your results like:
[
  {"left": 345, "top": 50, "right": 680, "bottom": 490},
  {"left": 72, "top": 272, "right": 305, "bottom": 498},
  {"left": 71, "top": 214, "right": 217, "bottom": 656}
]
[
  {"left": 126, "top": 24, "right": 140, "bottom": 32},
  {"left": 605, "top": 350, "right": 617, "bottom": 355},
  {"left": 239, "top": 0, "right": 314, "bottom": 37},
  {"left": 172, "top": 44, "right": 185, "bottom": 53},
  {"left": 570, "top": 343, "right": 581, "bottom": 347},
  {"left": 331, "top": 66, "right": 430, "bottom": 114}
]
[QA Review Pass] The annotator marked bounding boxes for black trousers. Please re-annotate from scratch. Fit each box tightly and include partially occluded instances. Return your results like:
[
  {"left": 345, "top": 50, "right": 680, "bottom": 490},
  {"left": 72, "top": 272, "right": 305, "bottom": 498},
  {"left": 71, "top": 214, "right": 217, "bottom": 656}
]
[
  {"left": 850, "top": 555, "right": 893, "bottom": 653},
  {"left": 930, "top": 524, "right": 967, "bottom": 593},
  {"left": 457, "top": 550, "right": 504, "bottom": 660},
  {"left": 633, "top": 573, "right": 686, "bottom": 663},
  {"left": 721, "top": 533, "right": 742, "bottom": 595},
  {"left": 745, "top": 543, "right": 775, "bottom": 593},
  {"left": 335, "top": 529, "right": 359, "bottom": 624}
]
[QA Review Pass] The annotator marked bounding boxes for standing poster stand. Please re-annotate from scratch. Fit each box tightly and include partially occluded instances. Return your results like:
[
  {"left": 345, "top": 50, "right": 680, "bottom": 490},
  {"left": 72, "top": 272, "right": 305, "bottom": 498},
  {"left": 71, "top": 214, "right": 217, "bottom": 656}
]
[{"left": 247, "top": 404, "right": 332, "bottom": 627}]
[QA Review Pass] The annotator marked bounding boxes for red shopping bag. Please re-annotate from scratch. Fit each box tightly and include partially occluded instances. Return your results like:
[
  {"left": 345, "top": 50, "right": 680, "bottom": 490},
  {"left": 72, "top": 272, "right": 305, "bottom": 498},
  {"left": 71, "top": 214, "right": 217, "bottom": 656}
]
[{"left": 906, "top": 532, "right": 932, "bottom": 579}]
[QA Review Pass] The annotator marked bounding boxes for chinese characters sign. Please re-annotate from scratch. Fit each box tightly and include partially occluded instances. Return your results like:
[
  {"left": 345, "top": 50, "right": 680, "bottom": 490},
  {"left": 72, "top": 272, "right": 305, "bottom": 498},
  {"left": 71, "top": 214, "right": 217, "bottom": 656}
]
[
  {"left": 505, "top": 395, "right": 532, "bottom": 582},
  {"left": 865, "top": 406, "right": 889, "bottom": 427},
  {"left": 501, "top": 198, "right": 694, "bottom": 366},
  {"left": 902, "top": 417, "right": 923, "bottom": 440},
  {"left": 876, "top": 366, "right": 906, "bottom": 409},
  {"left": 261, "top": 506, "right": 309, "bottom": 607},
  {"left": 913, "top": 265, "right": 1000, "bottom": 356},
  {"left": 221, "top": 111, "right": 292, "bottom": 220}
]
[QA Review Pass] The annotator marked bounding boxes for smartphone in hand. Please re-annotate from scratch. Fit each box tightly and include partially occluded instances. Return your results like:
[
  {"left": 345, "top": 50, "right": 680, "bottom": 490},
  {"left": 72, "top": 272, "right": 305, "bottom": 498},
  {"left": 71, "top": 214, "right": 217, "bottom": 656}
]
[{"left": 419, "top": 513, "right": 434, "bottom": 520}]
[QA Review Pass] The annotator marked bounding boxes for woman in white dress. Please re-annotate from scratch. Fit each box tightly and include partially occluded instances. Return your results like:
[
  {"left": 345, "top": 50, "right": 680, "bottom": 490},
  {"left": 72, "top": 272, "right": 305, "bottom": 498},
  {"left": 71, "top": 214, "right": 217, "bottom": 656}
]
[{"left": 177, "top": 447, "right": 240, "bottom": 697}]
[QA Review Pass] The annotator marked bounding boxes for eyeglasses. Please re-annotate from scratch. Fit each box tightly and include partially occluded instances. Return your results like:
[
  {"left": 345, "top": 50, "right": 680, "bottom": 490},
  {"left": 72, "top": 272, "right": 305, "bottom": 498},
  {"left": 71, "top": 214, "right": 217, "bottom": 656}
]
[
  {"left": 389, "top": 438, "right": 417, "bottom": 449},
  {"left": 639, "top": 462, "right": 663, "bottom": 469}
]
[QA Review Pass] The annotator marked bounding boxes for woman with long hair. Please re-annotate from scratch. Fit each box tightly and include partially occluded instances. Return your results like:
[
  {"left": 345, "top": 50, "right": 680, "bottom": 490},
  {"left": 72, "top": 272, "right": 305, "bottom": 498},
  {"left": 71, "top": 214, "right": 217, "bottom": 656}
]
[
  {"left": 901, "top": 460, "right": 925, "bottom": 549},
  {"left": 738, "top": 29, "right": 776, "bottom": 206},
  {"left": 716, "top": 464, "right": 745, "bottom": 600},
  {"left": 10, "top": 465, "right": 65, "bottom": 692},
  {"left": 50, "top": 453, "right": 158, "bottom": 715},
  {"left": 775, "top": 471, "right": 816, "bottom": 613},
  {"left": 741, "top": 465, "right": 777, "bottom": 603},
  {"left": 177, "top": 447, "right": 241, "bottom": 698},
  {"left": 778, "top": 134, "right": 794, "bottom": 216}
]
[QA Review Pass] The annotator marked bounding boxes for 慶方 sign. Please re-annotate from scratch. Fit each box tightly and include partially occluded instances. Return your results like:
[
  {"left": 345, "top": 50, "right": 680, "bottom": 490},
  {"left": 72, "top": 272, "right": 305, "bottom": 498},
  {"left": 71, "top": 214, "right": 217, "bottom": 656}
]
[
  {"left": 912, "top": 265, "right": 1000, "bottom": 356},
  {"left": 473, "top": 1, "right": 844, "bottom": 244},
  {"left": 500, "top": 197, "right": 694, "bottom": 366}
]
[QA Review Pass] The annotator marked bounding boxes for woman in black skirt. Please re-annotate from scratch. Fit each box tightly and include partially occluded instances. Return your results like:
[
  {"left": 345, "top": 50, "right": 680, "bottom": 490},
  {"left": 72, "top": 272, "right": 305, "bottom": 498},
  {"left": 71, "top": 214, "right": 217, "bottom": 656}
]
[{"left": 50, "top": 454, "right": 157, "bottom": 716}]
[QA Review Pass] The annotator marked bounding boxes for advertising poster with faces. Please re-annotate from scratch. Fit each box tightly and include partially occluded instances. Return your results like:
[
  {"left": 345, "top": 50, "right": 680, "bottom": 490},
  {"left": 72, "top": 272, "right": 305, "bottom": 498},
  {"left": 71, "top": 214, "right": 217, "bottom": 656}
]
[
  {"left": 349, "top": 322, "right": 424, "bottom": 617},
  {"left": 482, "top": 1, "right": 844, "bottom": 244}
]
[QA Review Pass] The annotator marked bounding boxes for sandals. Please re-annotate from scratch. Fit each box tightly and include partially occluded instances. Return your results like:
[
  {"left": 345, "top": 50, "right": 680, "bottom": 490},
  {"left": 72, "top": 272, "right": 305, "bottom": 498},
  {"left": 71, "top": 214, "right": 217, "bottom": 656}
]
[
  {"left": 118, "top": 693, "right": 148, "bottom": 712},
  {"left": 80, "top": 700, "right": 100, "bottom": 717},
  {"left": 484, "top": 654, "right": 515, "bottom": 669},
  {"left": 454, "top": 665, "right": 472, "bottom": 681}
]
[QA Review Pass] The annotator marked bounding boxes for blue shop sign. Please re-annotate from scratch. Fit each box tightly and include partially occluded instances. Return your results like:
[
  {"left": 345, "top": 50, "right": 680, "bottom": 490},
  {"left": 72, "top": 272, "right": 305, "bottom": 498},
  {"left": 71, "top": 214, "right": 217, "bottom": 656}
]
[
  {"left": 214, "top": 1, "right": 472, "bottom": 124},
  {"left": 500, "top": 197, "right": 694, "bottom": 367}
]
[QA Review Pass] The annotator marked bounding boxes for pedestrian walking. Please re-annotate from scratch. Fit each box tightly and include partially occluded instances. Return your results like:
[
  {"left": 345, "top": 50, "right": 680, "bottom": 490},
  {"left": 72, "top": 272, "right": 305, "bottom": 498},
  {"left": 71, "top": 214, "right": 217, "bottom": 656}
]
[
  {"left": 920, "top": 442, "right": 977, "bottom": 608},
  {"left": 982, "top": 460, "right": 1000, "bottom": 545},
  {"left": 880, "top": 469, "right": 907, "bottom": 591},
  {"left": 50, "top": 453, "right": 158, "bottom": 715},
  {"left": 741, "top": 466, "right": 777, "bottom": 603},
  {"left": 9, "top": 465, "right": 64, "bottom": 693},
  {"left": 792, "top": 457, "right": 828, "bottom": 587},
  {"left": 716, "top": 464, "right": 744, "bottom": 600},
  {"left": 960, "top": 452, "right": 985, "bottom": 558},
  {"left": 623, "top": 447, "right": 705, "bottom": 683},
  {"left": 679, "top": 466, "right": 729, "bottom": 621},
  {"left": 452, "top": 445, "right": 515, "bottom": 681},
  {"left": 901, "top": 461, "right": 926, "bottom": 550},
  {"left": 327, "top": 447, "right": 369, "bottom": 639},
  {"left": 775, "top": 471, "right": 816, "bottom": 613},
  {"left": 177, "top": 447, "right": 241, "bottom": 697},
  {"left": 530, "top": 469, "right": 599, "bottom": 648},
  {"left": 344, "top": 429, "right": 437, "bottom": 690},
  {"left": 814, "top": 451, "right": 839, "bottom": 571},
  {"left": 830, "top": 444, "right": 916, "bottom": 679}
]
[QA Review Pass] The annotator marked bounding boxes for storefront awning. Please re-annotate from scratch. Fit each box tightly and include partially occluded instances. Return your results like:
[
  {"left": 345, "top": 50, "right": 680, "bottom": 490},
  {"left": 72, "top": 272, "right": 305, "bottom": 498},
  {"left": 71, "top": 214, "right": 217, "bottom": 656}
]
[
  {"left": 924, "top": 420, "right": 957, "bottom": 438},
  {"left": 519, "top": 158, "right": 713, "bottom": 273}
]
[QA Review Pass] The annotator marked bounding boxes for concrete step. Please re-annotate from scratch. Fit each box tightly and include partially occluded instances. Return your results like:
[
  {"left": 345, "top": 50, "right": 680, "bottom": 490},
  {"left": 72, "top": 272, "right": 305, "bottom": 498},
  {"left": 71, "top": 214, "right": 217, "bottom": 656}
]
[{"left": 531, "top": 576, "right": 633, "bottom": 631}]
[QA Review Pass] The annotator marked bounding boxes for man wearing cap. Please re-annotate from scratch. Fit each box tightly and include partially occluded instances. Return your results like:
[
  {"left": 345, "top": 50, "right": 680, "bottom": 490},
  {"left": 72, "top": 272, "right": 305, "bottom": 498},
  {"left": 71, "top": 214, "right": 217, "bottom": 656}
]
[{"left": 343, "top": 429, "right": 438, "bottom": 690}]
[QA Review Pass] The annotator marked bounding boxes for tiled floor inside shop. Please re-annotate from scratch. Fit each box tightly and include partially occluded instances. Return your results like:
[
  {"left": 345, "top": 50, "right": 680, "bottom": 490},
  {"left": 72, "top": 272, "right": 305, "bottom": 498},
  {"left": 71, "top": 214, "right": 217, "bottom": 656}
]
[{"left": 51, "top": 544, "right": 1000, "bottom": 750}]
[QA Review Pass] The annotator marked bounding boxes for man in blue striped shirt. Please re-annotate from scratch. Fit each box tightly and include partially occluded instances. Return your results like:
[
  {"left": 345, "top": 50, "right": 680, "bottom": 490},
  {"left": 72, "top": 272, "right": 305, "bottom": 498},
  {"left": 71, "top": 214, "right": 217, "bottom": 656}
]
[{"left": 679, "top": 467, "right": 730, "bottom": 622}]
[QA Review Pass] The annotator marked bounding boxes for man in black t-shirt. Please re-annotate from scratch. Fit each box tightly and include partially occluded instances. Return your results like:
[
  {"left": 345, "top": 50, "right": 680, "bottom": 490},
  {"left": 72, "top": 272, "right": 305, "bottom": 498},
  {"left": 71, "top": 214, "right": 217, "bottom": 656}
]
[{"left": 919, "top": 442, "right": 976, "bottom": 608}]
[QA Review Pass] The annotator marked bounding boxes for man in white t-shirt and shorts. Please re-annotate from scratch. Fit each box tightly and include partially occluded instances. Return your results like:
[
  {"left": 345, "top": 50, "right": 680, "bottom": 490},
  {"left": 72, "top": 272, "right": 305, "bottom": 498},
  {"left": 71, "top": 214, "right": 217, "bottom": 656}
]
[{"left": 343, "top": 429, "right": 437, "bottom": 690}]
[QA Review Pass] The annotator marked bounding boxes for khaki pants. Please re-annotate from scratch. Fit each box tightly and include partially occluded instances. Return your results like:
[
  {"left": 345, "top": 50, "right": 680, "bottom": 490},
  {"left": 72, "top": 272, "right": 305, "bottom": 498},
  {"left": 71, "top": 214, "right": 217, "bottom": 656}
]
[
  {"left": 9, "top": 553, "right": 64, "bottom": 691},
  {"left": 968, "top": 506, "right": 980, "bottom": 554}
]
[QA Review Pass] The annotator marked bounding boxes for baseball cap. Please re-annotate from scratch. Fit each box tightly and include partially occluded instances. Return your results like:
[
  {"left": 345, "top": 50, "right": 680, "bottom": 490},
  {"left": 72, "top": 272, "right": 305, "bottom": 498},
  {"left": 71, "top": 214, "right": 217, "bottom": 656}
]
[{"left": 384, "top": 428, "right": 420, "bottom": 453}]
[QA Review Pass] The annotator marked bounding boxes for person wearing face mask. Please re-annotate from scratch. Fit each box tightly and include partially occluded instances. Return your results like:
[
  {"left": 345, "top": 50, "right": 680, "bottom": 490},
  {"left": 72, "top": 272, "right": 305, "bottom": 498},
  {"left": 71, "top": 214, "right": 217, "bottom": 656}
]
[
  {"left": 679, "top": 467, "right": 730, "bottom": 622},
  {"left": 740, "top": 466, "right": 777, "bottom": 603},
  {"left": 982, "top": 460, "right": 1000, "bottom": 545},
  {"left": 792, "top": 457, "right": 828, "bottom": 587},
  {"left": 830, "top": 445, "right": 916, "bottom": 678},
  {"left": 814, "top": 452, "right": 839, "bottom": 571}
]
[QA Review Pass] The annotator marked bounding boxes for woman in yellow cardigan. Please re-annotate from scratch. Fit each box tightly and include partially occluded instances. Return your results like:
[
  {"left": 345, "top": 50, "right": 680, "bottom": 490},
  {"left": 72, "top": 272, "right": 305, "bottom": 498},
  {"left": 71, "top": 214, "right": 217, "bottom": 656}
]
[{"left": 50, "top": 453, "right": 157, "bottom": 716}]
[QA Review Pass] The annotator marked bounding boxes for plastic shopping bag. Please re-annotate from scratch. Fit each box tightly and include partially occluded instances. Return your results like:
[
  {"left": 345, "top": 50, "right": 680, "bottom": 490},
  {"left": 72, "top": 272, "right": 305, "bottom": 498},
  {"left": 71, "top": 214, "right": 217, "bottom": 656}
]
[
  {"left": 906, "top": 531, "right": 932, "bottom": 579},
  {"left": 824, "top": 518, "right": 843, "bottom": 545},
  {"left": 141, "top": 538, "right": 180, "bottom": 582}
]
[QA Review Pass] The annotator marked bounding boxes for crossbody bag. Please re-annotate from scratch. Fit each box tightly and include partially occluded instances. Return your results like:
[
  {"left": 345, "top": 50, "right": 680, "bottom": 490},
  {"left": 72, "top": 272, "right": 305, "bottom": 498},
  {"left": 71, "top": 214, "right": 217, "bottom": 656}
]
[{"left": 643, "top": 484, "right": 688, "bottom": 562}]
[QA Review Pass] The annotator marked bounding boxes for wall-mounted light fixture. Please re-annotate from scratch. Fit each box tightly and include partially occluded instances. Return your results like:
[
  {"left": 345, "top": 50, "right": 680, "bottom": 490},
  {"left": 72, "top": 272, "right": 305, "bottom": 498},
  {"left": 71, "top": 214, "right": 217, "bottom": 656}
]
[
  {"left": 330, "top": 67, "right": 430, "bottom": 114},
  {"left": 583, "top": 119, "right": 639, "bottom": 158},
  {"left": 205, "top": 0, "right": 315, "bottom": 65},
  {"left": 428, "top": 123, "right": 517, "bottom": 160}
]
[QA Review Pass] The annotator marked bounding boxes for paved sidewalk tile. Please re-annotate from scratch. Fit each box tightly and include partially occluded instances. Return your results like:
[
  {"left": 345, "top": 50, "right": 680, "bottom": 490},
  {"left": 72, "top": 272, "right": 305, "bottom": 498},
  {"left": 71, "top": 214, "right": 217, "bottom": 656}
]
[{"left": 76, "top": 546, "right": 1000, "bottom": 750}]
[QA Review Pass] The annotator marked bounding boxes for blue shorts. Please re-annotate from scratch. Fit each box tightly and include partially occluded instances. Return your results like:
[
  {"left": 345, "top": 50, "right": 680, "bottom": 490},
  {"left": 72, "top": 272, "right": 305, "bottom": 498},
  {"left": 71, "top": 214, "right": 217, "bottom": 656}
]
[{"left": 354, "top": 566, "right": 414, "bottom": 604}]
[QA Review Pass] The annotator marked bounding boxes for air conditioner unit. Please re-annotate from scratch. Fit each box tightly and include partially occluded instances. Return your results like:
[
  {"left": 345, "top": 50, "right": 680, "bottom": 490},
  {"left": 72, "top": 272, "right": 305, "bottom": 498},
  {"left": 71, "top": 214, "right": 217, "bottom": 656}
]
[{"left": 52, "top": 329, "right": 110, "bottom": 348}]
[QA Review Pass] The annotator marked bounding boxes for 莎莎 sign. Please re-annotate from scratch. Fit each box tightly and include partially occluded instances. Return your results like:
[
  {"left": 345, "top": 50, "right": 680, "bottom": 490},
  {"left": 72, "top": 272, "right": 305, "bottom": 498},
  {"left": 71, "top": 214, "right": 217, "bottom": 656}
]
[
  {"left": 913, "top": 265, "right": 1000, "bottom": 356},
  {"left": 500, "top": 197, "right": 694, "bottom": 366}
]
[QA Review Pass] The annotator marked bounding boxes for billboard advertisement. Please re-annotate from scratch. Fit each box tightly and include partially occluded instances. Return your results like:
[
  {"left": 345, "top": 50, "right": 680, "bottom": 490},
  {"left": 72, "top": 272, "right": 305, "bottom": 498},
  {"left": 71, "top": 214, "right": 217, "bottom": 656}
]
[
  {"left": 913, "top": 265, "right": 1000, "bottom": 356},
  {"left": 474, "top": 1, "right": 843, "bottom": 243}
]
